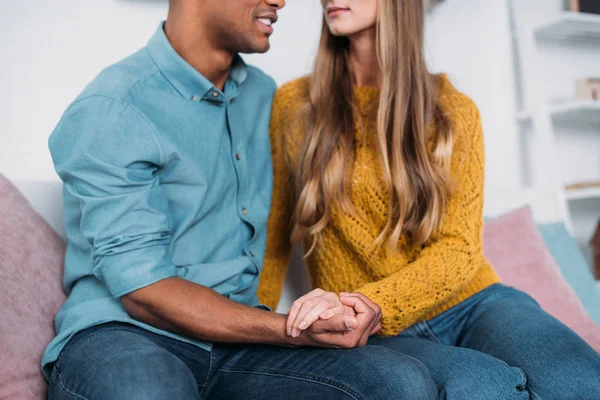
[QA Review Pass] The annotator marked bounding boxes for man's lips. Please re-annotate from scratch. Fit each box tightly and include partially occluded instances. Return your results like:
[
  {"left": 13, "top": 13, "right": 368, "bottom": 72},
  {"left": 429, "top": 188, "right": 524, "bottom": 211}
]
[{"left": 256, "top": 13, "right": 277, "bottom": 35}]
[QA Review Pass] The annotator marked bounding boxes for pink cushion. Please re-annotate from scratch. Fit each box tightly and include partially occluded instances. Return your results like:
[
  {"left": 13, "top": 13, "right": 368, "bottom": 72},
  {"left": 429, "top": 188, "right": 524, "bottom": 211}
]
[
  {"left": 484, "top": 206, "right": 600, "bottom": 352},
  {"left": 0, "top": 175, "right": 66, "bottom": 399}
]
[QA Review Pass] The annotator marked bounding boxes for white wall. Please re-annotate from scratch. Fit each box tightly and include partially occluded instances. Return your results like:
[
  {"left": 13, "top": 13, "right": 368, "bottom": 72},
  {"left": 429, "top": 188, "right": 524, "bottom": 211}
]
[
  {"left": 0, "top": 0, "right": 574, "bottom": 224},
  {"left": 0, "top": 0, "right": 323, "bottom": 182},
  {"left": 425, "top": 0, "right": 521, "bottom": 192}
]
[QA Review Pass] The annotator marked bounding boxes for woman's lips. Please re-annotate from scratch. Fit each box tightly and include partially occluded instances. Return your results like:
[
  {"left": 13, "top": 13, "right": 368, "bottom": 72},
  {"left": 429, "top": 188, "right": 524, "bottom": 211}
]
[{"left": 328, "top": 7, "right": 350, "bottom": 18}]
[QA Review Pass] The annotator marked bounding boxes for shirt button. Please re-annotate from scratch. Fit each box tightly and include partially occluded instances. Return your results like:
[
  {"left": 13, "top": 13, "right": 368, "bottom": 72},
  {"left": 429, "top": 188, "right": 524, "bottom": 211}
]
[
  {"left": 191, "top": 95, "right": 199, "bottom": 101},
  {"left": 242, "top": 208, "right": 247, "bottom": 215},
  {"left": 212, "top": 91, "right": 219, "bottom": 98},
  {"left": 236, "top": 153, "right": 241, "bottom": 161},
  {"left": 249, "top": 251, "right": 255, "bottom": 257}
]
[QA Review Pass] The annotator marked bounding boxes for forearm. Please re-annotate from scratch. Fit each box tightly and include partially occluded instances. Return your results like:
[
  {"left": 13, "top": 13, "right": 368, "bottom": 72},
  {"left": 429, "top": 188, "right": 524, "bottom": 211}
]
[{"left": 122, "top": 277, "right": 299, "bottom": 347}]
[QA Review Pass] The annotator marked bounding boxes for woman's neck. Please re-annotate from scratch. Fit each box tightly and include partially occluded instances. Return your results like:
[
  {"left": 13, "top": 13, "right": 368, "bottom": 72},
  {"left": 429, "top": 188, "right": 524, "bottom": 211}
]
[{"left": 348, "top": 27, "right": 380, "bottom": 89}]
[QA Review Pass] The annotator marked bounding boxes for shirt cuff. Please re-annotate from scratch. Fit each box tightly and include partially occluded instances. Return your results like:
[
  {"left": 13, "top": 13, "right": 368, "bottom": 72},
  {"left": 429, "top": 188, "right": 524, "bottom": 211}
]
[{"left": 94, "top": 244, "right": 179, "bottom": 298}]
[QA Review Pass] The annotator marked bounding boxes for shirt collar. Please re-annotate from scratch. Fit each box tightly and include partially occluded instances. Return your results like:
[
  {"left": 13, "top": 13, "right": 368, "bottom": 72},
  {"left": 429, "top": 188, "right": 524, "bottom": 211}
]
[{"left": 147, "top": 22, "right": 248, "bottom": 102}]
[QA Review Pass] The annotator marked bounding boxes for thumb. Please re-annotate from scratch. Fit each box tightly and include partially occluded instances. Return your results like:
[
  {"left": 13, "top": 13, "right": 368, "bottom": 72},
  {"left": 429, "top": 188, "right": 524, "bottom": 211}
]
[{"left": 311, "top": 314, "right": 358, "bottom": 333}]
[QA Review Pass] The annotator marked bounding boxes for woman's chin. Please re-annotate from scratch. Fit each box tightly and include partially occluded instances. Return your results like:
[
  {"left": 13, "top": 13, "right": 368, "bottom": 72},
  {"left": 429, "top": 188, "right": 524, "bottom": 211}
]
[{"left": 327, "top": 24, "right": 368, "bottom": 38}]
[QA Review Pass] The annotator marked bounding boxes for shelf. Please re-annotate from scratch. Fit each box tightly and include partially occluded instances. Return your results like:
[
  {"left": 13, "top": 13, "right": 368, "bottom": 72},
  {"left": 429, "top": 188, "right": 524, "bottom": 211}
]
[
  {"left": 517, "top": 100, "right": 600, "bottom": 126},
  {"left": 534, "top": 12, "right": 600, "bottom": 41},
  {"left": 565, "top": 186, "right": 600, "bottom": 201}
]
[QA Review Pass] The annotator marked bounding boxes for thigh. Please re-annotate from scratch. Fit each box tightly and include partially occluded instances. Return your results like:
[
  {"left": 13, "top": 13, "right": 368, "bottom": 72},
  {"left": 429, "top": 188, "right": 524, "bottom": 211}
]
[
  {"left": 459, "top": 286, "right": 600, "bottom": 399},
  {"left": 204, "top": 343, "right": 437, "bottom": 400},
  {"left": 370, "top": 335, "right": 529, "bottom": 400},
  {"left": 48, "top": 322, "right": 202, "bottom": 400}
]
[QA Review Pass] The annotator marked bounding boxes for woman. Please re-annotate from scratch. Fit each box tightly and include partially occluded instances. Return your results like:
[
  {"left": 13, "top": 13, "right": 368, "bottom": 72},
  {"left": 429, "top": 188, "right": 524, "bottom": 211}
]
[{"left": 258, "top": 0, "right": 600, "bottom": 398}]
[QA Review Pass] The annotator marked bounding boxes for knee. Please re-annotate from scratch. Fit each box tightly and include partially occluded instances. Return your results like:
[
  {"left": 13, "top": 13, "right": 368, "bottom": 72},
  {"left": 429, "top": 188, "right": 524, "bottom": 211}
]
[
  {"left": 97, "top": 349, "right": 200, "bottom": 399},
  {"left": 443, "top": 363, "right": 528, "bottom": 399},
  {"left": 348, "top": 347, "right": 437, "bottom": 400},
  {"left": 526, "top": 348, "right": 600, "bottom": 398}
]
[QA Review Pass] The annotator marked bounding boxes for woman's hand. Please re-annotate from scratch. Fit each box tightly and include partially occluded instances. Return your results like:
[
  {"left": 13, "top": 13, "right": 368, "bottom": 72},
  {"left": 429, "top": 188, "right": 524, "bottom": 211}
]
[
  {"left": 286, "top": 289, "right": 357, "bottom": 337},
  {"left": 340, "top": 292, "right": 383, "bottom": 336},
  {"left": 296, "top": 294, "right": 381, "bottom": 349}
]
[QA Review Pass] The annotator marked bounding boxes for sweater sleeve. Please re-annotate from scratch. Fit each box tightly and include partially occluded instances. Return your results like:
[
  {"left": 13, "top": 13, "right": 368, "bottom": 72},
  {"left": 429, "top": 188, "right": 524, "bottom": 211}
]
[
  {"left": 356, "top": 98, "right": 487, "bottom": 335},
  {"left": 257, "top": 88, "right": 296, "bottom": 310}
]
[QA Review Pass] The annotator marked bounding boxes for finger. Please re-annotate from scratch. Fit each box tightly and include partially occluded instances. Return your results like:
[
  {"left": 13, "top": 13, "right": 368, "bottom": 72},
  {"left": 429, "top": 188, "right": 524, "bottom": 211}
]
[
  {"left": 339, "top": 296, "right": 377, "bottom": 347},
  {"left": 360, "top": 314, "right": 379, "bottom": 346},
  {"left": 287, "top": 297, "right": 319, "bottom": 337},
  {"left": 290, "top": 292, "right": 342, "bottom": 334},
  {"left": 340, "top": 293, "right": 382, "bottom": 328},
  {"left": 293, "top": 300, "right": 339, "bottom": 333},
  {"left": 370, "top": 321, "right": 383, "bottom": 336},
  {"left": 310, "top": 314, "right": 359, "bottom": 334},
  {"left": 286, "top": 289, "right": 324, "bottom": 335},
  {"left": 340, "top": 292, "right": 381, "bottom": 316},
  {"left": 289, "top": 297, "right": 324, "bottom": 336},
  {"left": 338, "top": 295, "right": 374, "bottom": 315},
  {"left": 287, "top": 289, "right": 324, "bottom": 314},
  {"left": 319, "top": 305, "right": 355, "bottom": 320}
]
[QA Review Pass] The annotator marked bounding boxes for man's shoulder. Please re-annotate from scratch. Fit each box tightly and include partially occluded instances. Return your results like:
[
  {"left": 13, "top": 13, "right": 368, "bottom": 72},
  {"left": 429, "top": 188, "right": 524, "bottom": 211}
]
[
  {"left": 243, "top": 64, "right": 277, "bottom": 95},
  {"left": 75, "top": 48, "right": 160, "bottom": 105},
  {"left": 245, "top": 64, "right": 276, "bottom": 86}
]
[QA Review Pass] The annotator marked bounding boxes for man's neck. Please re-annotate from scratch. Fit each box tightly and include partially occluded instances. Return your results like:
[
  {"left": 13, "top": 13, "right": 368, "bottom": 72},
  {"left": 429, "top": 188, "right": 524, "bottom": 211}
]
[
  {"left": 164, "top": 11, "right": 234, "bottom": 91},
  {"left": 348, "top": 28, "right": 380, "bottom": 89}
]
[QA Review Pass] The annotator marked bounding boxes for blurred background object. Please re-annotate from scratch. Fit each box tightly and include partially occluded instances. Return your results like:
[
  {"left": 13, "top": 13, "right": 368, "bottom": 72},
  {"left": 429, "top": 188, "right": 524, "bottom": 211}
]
[
  {"left": 570, "top": 0, "right": 600, "bottom": 14},
  {"left": 592, "top": 221, "right": 600, "bottom": 279},
  {"left": 576, "top": 78, "right": 600, "bottom": 100}
]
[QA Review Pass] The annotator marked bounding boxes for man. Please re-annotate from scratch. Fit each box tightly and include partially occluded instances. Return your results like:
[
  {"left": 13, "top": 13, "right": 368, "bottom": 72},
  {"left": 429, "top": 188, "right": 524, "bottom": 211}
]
[{"left": 44, "top": 0, "right": 437, "bottom": 398}]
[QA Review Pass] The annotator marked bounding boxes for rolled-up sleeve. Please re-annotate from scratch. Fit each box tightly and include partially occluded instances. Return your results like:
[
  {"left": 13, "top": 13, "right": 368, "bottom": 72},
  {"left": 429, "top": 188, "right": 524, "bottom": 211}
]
[{"left": 49, "top": 95, "right": 178, "bottom": 298}]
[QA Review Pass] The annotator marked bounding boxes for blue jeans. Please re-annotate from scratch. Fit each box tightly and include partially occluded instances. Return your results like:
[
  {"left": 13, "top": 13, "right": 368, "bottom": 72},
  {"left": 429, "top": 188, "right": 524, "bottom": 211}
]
[
  {"left": 47, "top": 324, "right": 437, "bottom": 399},
  {"left": 370, "top": 284, "right": 600, "bottom": 399},
  {"left": 48, "top": 284, "right": 600, "bottom": 399}
]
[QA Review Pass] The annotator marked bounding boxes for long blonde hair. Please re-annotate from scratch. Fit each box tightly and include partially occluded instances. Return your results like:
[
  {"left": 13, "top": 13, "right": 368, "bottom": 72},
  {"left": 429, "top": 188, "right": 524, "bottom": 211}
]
[{"left": 292, "top": 0, "right": 454, "bottom": 254}]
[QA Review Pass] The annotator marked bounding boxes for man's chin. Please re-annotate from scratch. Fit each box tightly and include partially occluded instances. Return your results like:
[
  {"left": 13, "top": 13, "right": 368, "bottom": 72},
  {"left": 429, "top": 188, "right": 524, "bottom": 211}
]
[{"left": 239, "top": 39, "right": 271, "bottom": 55}]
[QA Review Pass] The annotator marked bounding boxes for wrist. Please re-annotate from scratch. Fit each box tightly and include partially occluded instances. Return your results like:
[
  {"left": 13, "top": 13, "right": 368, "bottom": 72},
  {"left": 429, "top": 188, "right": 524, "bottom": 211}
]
[{"left": 268, "top": 312, "right": 304, "bottom": 347}]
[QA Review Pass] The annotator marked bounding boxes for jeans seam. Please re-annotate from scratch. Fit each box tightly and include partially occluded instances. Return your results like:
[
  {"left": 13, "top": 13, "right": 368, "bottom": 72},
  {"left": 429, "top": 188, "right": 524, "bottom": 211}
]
[
  {"left": 199, "top": 350, "right": 215, "bottom": 388},
  {"left": 215, "top": 367, "right": 361, "bottom": 399},
  {"left": 421, "top": 322, "right": 443, "bottom": 344},
  {"left": 528, "top": 386, "right": 542, "bottom": 400},
  {"left": 53, "top": 365, "right": 89, "bottom": 400}
]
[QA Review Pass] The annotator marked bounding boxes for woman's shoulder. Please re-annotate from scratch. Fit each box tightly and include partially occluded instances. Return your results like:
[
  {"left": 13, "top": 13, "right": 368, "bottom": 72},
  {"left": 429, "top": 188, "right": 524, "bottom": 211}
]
[
  {"left": 434, "top": 74, "right": 484, "bottom": 167},
  {"left": 272, "top": 76, "right": 311, "bottom": 117},
  {"left": 435, "top": 73, "right": 481, "bottom": 128}
]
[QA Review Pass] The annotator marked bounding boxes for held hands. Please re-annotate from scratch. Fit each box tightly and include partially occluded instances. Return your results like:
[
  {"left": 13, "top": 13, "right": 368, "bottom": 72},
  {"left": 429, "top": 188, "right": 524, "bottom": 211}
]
[{"left": 286, "top": 288, "right": 382, "bottom": 349}]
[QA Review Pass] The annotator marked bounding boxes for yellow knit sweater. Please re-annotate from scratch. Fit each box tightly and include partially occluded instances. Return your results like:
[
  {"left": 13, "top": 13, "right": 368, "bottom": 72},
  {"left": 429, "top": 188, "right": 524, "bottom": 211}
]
[{"left": 257, "top": 74, "right": 500, "bottom": 336}]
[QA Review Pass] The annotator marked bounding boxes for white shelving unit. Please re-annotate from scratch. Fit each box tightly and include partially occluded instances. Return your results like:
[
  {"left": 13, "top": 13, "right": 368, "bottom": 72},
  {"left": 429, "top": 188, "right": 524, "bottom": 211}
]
[
  {"left": 514, "top": 9, "right": 600, "bottom": 234},
  {"left": 565, "top": 186, "right": 600, "bottom": 201},
  {"left": 518, "top": 101, "right": 600, "bottom": 126},
  {"left": 533, "top": 12, "right": 600, "bottom": 41}
]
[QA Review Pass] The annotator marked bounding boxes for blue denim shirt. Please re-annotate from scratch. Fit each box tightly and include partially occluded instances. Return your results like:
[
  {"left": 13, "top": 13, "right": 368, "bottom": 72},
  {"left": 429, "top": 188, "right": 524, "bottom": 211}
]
[{"left": 42, "top": 23, "right": 276, "bottom": 378}]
